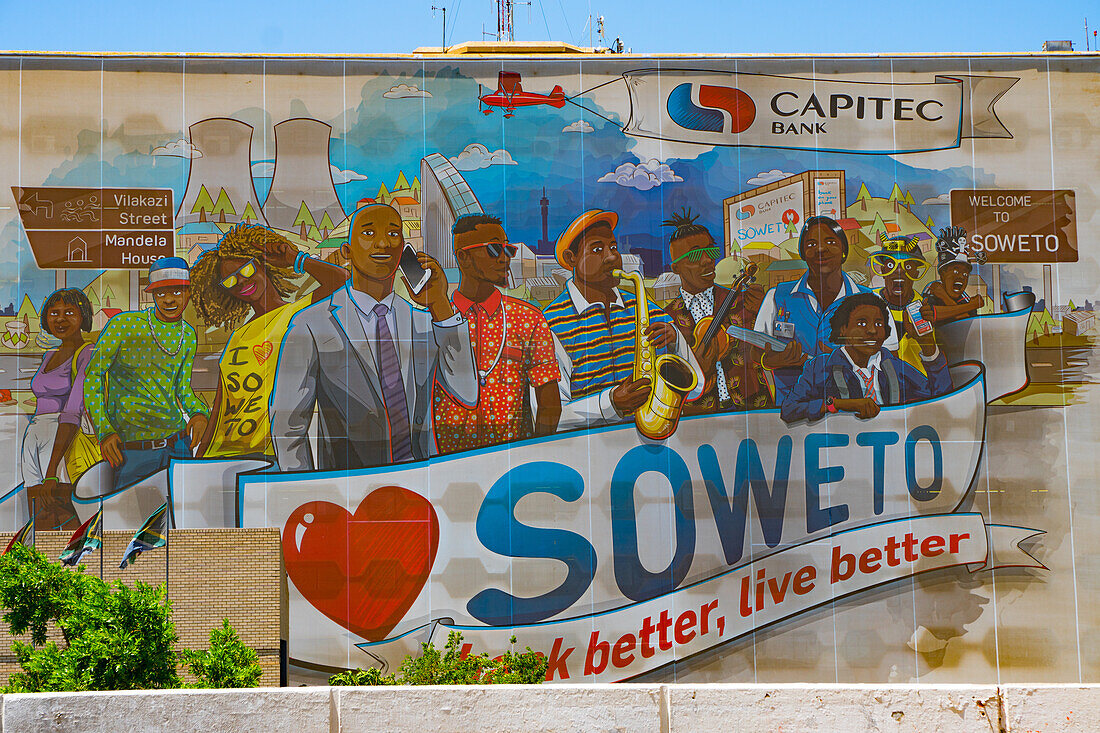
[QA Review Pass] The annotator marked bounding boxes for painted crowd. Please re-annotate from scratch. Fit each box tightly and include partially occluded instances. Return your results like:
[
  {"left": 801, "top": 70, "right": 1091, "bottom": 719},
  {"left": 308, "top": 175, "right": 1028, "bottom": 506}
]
[{"left": 21, "top": 200, "right": 987, "bottom": 527}]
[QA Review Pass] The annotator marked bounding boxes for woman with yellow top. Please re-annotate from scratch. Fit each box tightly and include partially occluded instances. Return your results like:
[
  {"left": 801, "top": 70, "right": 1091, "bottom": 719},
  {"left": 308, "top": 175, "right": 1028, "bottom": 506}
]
[{"left": 190, "top": 224, "right": 348, "bottom": 459}]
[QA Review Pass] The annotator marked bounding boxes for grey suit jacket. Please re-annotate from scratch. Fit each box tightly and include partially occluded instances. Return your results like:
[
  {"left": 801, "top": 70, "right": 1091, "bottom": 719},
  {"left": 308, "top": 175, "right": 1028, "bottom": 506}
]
[{"left": 270, "top": 285, "right": 478, "bottom": 471}]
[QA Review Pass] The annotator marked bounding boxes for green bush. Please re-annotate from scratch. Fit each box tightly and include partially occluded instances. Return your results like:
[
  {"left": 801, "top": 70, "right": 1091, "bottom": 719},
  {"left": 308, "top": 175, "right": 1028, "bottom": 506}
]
[
  {"left": 0, "top": 544, "right": 180, "bottom": 692},
  {"left": 0, "top": 544, "right": 261, "bottom": 692},
  {"left": 329, "top": 630, "right": 548, "bottom": 686},
  {"left": 182, "top": 619, "right": 263, "bottom": 688}
]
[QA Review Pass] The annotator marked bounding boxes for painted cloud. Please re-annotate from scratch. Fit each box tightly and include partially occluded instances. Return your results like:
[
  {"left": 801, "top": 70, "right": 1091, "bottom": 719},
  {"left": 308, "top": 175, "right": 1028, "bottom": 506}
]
[
  {"left": 330, "top": 165, "right": 368, "bottom": 184},
  {"left": 562, "top": 120, "right": 594, "bottom": 134},
  {"left": 597, "top": 159, "right": 682, "bottom": 191},
  {"left": 922, "top": 193, "right": 951, "bottom": 205},
  {"left": 450, "top": 143, "right": 517, "bottom": 171},
  {"left": 383, "top": 83, "right": 432, "bottom": 99},
  {"left": 250, "top": 161, "right": 275, "bottom": 178},
  {"left": 151, "top": 139, "right": 202, "bottom": 158},
  {"left": 747, "top": 169, "right": 793, "bottom": 185}
]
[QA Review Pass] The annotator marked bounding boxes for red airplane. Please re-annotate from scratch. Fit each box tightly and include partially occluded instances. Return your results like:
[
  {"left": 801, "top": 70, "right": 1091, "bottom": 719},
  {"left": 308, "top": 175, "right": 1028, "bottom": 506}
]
[{"left": 479, "top": 71, "right": 566, "bottom": 118}]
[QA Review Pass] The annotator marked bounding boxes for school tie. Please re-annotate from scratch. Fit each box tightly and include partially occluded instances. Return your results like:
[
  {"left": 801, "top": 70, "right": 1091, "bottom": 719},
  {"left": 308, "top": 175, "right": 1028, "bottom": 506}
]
[
  {"left": 857, "top": 367, "right": 879, "bottom": 402},
  {"left": 372, "top": 303, "right": 414, "bottom": 462}
]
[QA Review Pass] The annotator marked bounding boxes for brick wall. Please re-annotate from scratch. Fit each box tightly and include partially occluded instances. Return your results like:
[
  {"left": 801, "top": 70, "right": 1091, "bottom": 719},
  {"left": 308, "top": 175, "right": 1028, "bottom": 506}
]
[{"left": 0, "top": 528, "right": 285, "bottom": 688}]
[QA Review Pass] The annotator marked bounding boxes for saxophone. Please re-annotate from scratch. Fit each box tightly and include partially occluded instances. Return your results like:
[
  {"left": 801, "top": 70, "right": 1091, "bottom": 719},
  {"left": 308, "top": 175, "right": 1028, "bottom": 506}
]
[{"left": 613, "top": 269, "right": 698, "bottom": 441}]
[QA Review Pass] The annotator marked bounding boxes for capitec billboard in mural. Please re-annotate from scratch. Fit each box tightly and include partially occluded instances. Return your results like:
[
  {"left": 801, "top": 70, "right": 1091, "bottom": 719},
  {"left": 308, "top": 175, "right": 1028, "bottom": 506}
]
[{"left": 0, "top": 53, "right": 1096, "bottom": 684}]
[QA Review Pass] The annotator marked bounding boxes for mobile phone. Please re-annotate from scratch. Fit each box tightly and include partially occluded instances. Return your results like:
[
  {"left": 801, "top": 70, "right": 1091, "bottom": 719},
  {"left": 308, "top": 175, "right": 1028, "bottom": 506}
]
[
  {"left": 906, "top": 300, "right": 933, "bottom": 336},
  {"left": 399, "top": 244, "right": 431, "bottom": 295}
]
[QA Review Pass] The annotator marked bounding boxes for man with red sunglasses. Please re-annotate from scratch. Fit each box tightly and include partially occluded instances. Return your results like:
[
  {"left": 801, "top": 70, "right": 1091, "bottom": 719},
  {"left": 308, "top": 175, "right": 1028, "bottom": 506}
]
[{"left": 432, "top": 213, "right": 561, "bottom": 453}]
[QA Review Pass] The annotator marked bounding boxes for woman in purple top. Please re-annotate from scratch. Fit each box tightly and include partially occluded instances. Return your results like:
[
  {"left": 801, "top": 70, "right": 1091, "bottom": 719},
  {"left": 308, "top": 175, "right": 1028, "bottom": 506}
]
[{"left": 20, "top": 288, "right": 94, "bottom": 528}]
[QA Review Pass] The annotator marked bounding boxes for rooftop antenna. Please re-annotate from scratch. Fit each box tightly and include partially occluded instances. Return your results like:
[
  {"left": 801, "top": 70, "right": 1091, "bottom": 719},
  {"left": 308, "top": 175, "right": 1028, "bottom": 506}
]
[
  {"left": 495, "top": 0, "right": 529, "bottom": 42},
  {"left": 432, "top": 5, "right": 447, "bottom": 51}
]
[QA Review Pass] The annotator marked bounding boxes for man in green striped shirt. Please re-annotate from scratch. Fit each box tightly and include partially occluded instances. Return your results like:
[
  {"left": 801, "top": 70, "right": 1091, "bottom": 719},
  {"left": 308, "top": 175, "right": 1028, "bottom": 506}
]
[{"left": 84, "top": 257, "right": 208, "bottom": 490}]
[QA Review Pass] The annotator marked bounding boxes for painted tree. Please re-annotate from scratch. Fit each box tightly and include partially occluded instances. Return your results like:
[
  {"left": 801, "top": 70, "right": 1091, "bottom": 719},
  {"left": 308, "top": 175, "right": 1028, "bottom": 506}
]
[
  {"left": 926, "top": 215, "right": 935, "bottom": 229},
  {"left": 190, "top": 185, "right": 215, "bottom": 223},
  {"left": 411, "top": 176, "right": 421, "bottom": 202},
  {"left": 394, "top": 171, "right": 410, "bottom": 193},
  {"left": 888, "top": 183, "right": 903, "bottom": 213},
  {"left": 903, "top": 190, "right": 916, "bottom": 210},
  {"left": 241, "top": 201, "right": 258, "bottom": 224},
  {"left": 212, "top": 188, "right": 236, "bottom": 224},
  {"left": 319, "top": 211, "right": 335, "bottom": 239},
  {"left": 855, "top": 182, "right": 871, "bottom": 211},
  {"left": 868, "top": 212, "right": 889, "bottom": 241},
  {"left": 294, "top": 201, "right": 317, "bottom": 240},
  {"left": 307, "top": 224, "right": 322, "bottom": 242},
  {"left": 376, "top": 182, "right": 389, "bottom": 204}
]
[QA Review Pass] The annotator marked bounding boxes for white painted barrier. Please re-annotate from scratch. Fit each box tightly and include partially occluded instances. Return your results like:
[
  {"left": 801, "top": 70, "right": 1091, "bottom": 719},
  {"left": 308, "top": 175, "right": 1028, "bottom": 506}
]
[{"left": 2, "top": 684, "right": 1097, "bottom": 732}]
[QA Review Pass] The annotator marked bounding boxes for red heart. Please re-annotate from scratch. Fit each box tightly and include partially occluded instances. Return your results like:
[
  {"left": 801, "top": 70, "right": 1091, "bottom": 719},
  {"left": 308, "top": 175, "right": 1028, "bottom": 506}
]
[{"left": 283, "top": 486, "right": 439, "bottom": 642}]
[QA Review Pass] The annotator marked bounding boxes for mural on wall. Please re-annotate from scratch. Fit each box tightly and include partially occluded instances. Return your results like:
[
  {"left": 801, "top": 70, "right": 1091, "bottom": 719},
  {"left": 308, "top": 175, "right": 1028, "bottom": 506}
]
[{"left": 0, "top": 54, "right": 1097, "bottom": 684}]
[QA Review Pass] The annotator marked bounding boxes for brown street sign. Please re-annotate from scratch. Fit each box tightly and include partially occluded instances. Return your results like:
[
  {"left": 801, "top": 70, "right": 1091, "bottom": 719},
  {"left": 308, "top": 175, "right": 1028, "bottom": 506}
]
[
  {"left": 950, "top": 189, "right": 1077, "bottom": 264},
  {"left": 13, "top": 186, "right": 176, "bottom": 269}
]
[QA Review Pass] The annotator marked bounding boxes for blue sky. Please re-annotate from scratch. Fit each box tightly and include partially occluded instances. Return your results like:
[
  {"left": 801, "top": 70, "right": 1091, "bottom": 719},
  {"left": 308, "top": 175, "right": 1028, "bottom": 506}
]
[{"left": 2, "top": 0, "right": 1098, "bottom": 55}]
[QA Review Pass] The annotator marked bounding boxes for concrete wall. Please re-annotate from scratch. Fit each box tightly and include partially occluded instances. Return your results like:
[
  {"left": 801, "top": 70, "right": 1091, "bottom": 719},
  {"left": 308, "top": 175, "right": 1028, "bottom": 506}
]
[
  {"left": 1, "top": 684, "right": 1097, "bottom": 732},
  {"left": 0, "top": 529, "right": 286, "bottom": 687}
]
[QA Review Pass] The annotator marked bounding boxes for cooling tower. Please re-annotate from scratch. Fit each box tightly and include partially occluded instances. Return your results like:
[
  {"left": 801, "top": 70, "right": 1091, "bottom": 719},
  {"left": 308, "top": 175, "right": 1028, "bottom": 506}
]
[
  {"left": 262, "top": 118, "right": 345, "bottom": 233},
  {"left": 177, "top": 118, "right": 267, "bottom": 227}
]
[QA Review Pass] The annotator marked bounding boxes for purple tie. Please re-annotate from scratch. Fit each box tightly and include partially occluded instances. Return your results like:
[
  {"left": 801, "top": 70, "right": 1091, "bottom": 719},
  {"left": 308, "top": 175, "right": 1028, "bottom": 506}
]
[{"left": 372, "top": 303, "right": 413, "bottom": 462}]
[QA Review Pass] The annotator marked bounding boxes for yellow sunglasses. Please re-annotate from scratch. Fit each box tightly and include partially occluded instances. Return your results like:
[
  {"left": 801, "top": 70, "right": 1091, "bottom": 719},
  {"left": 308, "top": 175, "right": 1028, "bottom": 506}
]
[
  {"left": 869, "top": 253, "right": 928, "bottom": 281},
  {"left": 220, "top": 259, "right": 257, "bottom": 290}
]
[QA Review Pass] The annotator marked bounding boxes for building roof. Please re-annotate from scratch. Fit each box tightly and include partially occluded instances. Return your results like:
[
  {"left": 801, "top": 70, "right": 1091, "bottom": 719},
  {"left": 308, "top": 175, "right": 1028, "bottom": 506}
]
[
  {"left": 391, "top": 196, "right": 420, "bottom": 206},
  {"left": 837, "top": 218, "right": 862, "bottom": 230},
  {"left": 318, "top": 237, "right": 346, "bottom": 249},
  {"left": 764, "top": 260, "right": 809, "bottom": 271},
  {"left": 526, "top": 276, "right": 561, "bottom": 287},
  {"left": 422, "top": 153, "right": 483, "bottom": 218},
  {"left": 884, "top": 223, "right": 901, "bottom": 233},
  {"left": 178, "top": 222, "right": 223, "bottom": 235},
  {"left": 653, "top": 272, "right": 682, "bottom": 287},
  {"left": 1065, "top": 311, "right": 1094, "bottom": 323}
]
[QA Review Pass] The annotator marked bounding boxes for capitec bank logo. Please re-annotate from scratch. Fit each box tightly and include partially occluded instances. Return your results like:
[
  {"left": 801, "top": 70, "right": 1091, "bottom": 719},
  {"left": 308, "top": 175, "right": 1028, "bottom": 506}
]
[{"left": 667, "top": 82, "right": 755, "bottom": 134}]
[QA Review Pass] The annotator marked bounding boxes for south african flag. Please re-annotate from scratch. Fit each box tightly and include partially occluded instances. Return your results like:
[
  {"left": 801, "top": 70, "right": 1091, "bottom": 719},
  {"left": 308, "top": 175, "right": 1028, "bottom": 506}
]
[
  {"left": 60, "top": 509, "right": 103, "bottom": 567},
  {"left": 3, "top": 514, "right": 34, "bottom": 555},
  {"left": 119, "top": 502, "right": 168, "bottom": 569}
]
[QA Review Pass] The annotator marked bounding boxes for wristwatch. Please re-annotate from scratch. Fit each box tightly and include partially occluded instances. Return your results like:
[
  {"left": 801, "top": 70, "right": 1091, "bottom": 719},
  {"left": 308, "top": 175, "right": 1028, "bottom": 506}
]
[{"left": 825, "top": 396, "right": 838, "bottom": 414}]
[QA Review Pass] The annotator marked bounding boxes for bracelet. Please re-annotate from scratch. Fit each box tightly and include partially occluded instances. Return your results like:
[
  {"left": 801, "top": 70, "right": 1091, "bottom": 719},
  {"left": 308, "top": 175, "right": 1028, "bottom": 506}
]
[
  {"left": 43, "top": 476, "right": 58, "bottom": 484},
  {"left": 294, "top": 250, "right": 310, "bottom": 274}
]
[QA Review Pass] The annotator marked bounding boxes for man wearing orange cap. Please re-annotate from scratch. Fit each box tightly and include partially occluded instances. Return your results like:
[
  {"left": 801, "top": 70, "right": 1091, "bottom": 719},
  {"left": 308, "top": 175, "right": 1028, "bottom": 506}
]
[{"left": 542, "top": 209, "right": 702, "bottom": 431}]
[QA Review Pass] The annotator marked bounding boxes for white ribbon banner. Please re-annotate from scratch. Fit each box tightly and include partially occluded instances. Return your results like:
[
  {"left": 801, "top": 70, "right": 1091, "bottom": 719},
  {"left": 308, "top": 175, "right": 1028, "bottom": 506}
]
[
  {"left": 358, "top": 513, "right": 1043, "bottom": 682},
  {"left": 622, "top": 70, "right": 1017, "bottom": 154}
]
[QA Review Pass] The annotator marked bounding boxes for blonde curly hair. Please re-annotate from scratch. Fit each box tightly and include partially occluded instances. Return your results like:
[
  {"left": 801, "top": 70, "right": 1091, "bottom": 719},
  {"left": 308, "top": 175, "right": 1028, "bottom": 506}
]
[{"left": 191, "top": 224, "right": 298, "bottom": 331}]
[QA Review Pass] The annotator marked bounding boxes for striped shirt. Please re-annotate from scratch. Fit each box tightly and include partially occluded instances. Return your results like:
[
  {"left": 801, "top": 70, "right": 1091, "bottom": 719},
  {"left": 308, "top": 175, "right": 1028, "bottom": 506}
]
[{"left": 543, "top": 281, "right": 676, "bottom": 400}]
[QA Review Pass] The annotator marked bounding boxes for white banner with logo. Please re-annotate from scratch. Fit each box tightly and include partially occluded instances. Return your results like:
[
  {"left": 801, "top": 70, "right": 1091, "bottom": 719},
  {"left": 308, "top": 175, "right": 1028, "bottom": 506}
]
[
  {"left": 228, "top": 364, "right": 1045, "bottom": 679},
  {"left": 621, "top": 69, "right": 1017, "bottom": 154}
]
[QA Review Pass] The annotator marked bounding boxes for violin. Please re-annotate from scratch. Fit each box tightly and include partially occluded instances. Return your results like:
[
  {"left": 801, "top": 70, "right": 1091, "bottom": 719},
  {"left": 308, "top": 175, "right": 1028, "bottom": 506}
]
[{"left": 690, "top": 264, "right": 758, "bottom": 392}]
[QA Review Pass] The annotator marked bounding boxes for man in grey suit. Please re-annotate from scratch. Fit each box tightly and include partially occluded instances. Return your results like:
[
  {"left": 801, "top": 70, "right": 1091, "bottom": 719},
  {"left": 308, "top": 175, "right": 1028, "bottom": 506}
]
[{"left": 270, "top": 203, "right": 478, "bottom": 471}]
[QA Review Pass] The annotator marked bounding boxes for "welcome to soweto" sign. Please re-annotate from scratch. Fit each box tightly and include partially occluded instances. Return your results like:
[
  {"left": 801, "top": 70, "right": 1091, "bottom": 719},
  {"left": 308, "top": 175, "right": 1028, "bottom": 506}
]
[{"left": 950, "top": 189, "right": 1078, "bottom": 263}]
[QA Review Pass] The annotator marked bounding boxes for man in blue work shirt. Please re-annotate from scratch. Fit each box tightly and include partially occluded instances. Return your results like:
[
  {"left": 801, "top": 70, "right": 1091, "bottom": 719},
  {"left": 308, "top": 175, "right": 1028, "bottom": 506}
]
[{"left": 753, "top": 216, "right": 898, "bottom": 401}]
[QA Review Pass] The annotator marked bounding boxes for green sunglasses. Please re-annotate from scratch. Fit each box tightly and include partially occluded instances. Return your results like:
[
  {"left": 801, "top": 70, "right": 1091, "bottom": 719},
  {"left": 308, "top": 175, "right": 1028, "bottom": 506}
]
[{"left": 672, "top": 246, "right": 722, "bottom": 264}]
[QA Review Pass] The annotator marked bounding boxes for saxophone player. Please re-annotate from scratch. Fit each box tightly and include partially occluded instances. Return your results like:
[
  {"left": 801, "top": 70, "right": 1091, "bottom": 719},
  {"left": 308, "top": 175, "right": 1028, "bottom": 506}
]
[{"left": 542, "top": 210, "right": 703, "bottom": 432}]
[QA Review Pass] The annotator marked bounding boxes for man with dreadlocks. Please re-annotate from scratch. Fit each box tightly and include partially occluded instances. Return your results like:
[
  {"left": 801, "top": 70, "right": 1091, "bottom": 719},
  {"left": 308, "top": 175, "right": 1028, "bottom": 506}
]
[
  {"left": 189, "top": 224, "right": 348, "bottom": 459},
  {"left": 661, "top": 208, "right": 772, "bottom": 413}
]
